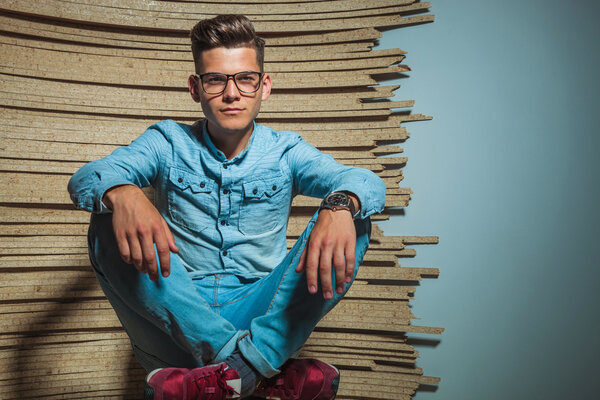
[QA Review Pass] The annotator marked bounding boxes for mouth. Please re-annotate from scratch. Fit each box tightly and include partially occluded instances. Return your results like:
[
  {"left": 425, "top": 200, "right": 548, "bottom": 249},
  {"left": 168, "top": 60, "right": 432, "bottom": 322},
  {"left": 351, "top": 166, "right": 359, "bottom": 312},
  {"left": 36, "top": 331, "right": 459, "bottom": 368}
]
[{"left": 220, "top": 107, "right": 244, "bottom": 115}]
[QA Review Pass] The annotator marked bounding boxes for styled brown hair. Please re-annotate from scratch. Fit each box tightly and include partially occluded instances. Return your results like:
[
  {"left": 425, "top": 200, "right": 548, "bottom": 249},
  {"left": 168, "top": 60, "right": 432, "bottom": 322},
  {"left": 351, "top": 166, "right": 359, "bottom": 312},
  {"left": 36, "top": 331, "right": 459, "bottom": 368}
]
[{"left": 190, "top": 15, "right": 265, "bottom": 72}]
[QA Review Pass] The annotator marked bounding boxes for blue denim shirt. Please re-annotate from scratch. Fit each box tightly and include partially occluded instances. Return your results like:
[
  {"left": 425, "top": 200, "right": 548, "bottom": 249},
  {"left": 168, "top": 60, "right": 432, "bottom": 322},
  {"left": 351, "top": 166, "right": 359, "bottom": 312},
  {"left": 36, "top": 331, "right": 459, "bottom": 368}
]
[{"left": 68, "top": 120, "right": 386, "bottom": 279}]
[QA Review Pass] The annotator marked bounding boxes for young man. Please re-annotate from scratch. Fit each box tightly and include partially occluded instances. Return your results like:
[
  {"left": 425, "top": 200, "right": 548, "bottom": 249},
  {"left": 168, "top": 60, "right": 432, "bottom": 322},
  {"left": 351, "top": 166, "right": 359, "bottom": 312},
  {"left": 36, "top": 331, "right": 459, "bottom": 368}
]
[{"left": 68, "top": 14, "right": 385, "bottom": 400}]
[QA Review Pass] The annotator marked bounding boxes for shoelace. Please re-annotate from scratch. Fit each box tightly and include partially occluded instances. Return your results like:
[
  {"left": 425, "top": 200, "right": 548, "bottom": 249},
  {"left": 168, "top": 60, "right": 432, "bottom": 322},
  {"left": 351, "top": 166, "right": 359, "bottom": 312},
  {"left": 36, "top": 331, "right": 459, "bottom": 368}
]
[
  {"left": 189, "top": 365, "right": 239, "bottom": 399},
  {"left": 261, "top": 368, "right": 299, "bottom": 400}
]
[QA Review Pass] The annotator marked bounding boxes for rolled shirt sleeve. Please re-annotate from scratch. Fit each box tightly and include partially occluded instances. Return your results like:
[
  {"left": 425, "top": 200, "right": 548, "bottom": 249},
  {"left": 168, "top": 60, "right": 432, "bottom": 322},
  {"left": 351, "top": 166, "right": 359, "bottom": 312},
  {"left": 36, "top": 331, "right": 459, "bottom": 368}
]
[
  {"left": 284, "top": 137, "right": 386, "bottom": 219},
  {"left": 67, "top": 127, "right": 165, "bottom": 213}
]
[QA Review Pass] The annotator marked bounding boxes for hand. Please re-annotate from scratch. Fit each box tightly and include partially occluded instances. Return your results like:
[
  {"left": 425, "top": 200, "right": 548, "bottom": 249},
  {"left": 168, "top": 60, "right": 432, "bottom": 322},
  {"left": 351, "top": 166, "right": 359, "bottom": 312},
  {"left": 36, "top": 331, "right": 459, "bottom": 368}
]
[
  {"left": 295, "top": 207, "right": 357, "bottom": 299},
  {"left": 103, "top": 185, "right": 179, "bottom": 281}
]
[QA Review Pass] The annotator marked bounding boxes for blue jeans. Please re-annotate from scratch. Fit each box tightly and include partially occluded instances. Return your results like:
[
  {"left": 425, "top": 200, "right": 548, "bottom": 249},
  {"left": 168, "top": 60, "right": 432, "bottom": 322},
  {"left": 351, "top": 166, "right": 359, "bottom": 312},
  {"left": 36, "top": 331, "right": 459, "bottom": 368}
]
[{"left": 88, "top": 211, "right": 371, "bottom": 378}]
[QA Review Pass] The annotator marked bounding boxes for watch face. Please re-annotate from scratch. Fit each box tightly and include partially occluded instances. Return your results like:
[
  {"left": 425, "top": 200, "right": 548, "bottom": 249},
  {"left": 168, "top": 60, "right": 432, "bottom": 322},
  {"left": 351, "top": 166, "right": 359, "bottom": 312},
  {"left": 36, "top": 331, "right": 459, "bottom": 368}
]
[{"left": 326, "top": 192, "right": 349, "bottom": 206}]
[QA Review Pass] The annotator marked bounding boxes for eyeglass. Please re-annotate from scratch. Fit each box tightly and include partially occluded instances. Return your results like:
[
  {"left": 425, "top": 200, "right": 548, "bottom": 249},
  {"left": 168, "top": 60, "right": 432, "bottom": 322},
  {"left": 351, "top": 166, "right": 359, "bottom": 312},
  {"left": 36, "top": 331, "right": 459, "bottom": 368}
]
[{"left": 194, "top": 71, "right": 264, "bottom": 95}]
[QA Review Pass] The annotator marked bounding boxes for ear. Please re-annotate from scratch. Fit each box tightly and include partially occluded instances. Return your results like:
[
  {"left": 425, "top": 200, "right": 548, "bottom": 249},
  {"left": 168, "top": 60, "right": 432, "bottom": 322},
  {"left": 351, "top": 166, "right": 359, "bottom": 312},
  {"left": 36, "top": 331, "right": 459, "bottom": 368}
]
[
  {"left": 261, "top": 73, "right": 272, "bottom": 101},
  {"left": 188, "top": 75, "right": 201, "bottom": 103}
]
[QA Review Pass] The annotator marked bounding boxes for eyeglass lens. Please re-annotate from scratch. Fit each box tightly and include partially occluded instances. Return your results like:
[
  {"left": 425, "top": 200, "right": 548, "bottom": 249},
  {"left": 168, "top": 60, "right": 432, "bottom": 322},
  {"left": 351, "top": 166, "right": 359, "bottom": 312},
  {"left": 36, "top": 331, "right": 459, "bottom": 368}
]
[{"left": 201, "top": 72, "right": 261, "bottom": 94}]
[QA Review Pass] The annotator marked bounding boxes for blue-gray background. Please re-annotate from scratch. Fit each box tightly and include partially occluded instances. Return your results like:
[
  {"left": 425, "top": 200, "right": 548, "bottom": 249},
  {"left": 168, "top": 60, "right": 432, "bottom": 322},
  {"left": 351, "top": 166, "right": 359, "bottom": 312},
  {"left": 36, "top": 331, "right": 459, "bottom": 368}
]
[{"left": 376, "top": 1, "right": 600, "bottom": 398}]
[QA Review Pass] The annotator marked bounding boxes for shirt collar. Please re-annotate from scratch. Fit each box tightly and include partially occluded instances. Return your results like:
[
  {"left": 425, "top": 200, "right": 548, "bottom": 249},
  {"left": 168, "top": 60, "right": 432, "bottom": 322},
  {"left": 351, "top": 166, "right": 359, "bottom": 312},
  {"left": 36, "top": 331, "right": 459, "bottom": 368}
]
[{"left": 201, "top": 120, "right": 255, "bottom": 164}]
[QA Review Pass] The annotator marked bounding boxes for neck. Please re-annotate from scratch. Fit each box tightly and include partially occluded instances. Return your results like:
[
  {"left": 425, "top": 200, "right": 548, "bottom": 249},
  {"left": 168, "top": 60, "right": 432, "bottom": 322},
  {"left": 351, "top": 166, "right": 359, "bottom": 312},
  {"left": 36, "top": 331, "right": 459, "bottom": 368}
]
[{"left": 206, "top": 121, "right": 254, "bottom": 160}]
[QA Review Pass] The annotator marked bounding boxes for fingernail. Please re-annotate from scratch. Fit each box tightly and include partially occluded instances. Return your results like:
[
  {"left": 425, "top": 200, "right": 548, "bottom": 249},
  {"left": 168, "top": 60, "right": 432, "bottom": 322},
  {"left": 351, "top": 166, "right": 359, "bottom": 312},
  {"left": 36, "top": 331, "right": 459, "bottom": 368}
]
[
  {"left": 162, "top": 271, "right": 169, "bottom": 277},
  {"left": 325, "top": 291, "right": 333, "bottom": 299},
  {"left": 345, "top": 276, "right": 352, "bottom": 283},
  {"left": 336, "top": 286, "right": 344, "bottom": 294},
  {"left": 309, "top": 285, "right": 317, "bottom": 294}
]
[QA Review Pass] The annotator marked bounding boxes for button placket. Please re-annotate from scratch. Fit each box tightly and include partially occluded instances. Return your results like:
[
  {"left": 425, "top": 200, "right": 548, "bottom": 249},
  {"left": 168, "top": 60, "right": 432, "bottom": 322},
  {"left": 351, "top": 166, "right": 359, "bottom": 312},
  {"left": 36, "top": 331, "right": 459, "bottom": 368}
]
[
  {"left": 218, "top": 163, "right": 232, "bottom": 266},
  {"left": 219, "top": 168, "right": 232, "bottom": 224}
]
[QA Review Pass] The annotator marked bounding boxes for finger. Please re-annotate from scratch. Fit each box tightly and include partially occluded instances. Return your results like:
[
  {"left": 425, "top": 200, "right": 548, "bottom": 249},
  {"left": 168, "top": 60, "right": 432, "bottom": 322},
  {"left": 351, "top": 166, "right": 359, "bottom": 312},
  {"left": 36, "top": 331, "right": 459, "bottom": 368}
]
[
  {"left": 295, "top": 245, "right": 307, "bottom": 273},
  {"left": 115, "top": 230, "right": 131, "bottom": 264},
  {"left": 345, "top": 240, "right": 356, "bottom": 284},
  {"left": 154, "top": 226, "right": 171, "bottom": 278},
  {"left": 319, "top": 246, "right": 334, "bottom": 300},
  {"left": 139, "top": 230, "right": 158, "bottom": 281},
  {"left": 126, "top": 232, "right": 145, "bottom": 273},
  {"left": 333, "top": 247, "right": 346, "bottom": 294},
  {"left": 305, "top": 241, "right": 321, "bottom": 295},
  {"left": 161, "top": 218, "right": 179, "bottom": 254}
]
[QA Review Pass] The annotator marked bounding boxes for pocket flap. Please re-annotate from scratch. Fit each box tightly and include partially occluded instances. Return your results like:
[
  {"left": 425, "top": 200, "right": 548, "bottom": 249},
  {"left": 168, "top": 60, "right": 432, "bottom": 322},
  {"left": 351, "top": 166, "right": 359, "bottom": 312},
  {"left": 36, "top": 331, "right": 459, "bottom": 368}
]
[
  {"left": 263, "top": 178, "right": 283, "bottom": 197},
  {"left": 242, "top": 177, "right": 283, "bottom": 199},
  {"left": 169, "top": 167, "right": 213, "bottom": 193},
  {"left": 242, "top": 180, "right": 266, "bottom": 199}
]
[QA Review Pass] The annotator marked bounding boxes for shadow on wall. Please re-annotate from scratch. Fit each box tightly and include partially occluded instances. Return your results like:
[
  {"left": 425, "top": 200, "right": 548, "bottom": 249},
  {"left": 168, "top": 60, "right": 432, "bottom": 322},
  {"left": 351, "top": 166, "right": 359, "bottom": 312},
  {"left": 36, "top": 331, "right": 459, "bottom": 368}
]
[{"left": 6, "top": 272, "right": 144, "bottom": 398}]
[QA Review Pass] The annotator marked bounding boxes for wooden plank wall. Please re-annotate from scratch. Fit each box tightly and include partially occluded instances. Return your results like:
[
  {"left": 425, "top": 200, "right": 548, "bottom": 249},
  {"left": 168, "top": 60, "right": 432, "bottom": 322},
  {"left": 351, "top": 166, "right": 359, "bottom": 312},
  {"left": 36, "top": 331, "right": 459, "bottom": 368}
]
[{"left": 0, "top": 1, "right": 441, "bottom": 399}]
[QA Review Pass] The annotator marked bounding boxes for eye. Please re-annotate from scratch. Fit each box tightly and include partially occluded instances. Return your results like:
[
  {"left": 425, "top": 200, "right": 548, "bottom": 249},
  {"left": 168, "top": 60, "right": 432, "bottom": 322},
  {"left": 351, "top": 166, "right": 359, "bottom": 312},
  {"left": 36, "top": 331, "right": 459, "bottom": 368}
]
[
  {"left": 237, "top": 73, "right": 258, "bottom": 82},
  {"left": 204, "top": 74, "right": 227, "bottom": 84}
]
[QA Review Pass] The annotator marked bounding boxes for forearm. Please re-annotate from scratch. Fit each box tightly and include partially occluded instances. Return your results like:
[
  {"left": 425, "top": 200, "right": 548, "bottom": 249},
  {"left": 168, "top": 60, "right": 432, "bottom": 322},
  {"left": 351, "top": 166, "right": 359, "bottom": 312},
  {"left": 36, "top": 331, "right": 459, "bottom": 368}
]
[
  {"left": 329, "top": 168, "right": 386, "bottom": 219},
  {"left": 102, "top": 184, "right": 144, "bottom": 210},
  {"left": 287, "top": 139, "right": 386, "bottom": 218},
  {"left": 68, "top": 159, "right": 137, "bottom": 213},
  {"left": 67, "top": 127, "right": 165, "bottom": 213}
]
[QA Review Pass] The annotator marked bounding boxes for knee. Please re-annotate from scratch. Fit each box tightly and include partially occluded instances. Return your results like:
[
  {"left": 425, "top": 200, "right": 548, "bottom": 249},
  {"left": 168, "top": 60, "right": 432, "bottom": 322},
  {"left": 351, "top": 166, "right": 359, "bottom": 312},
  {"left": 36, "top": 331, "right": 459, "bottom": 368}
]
[
  {"left": 354, "top": 216, "right": 372, "bottom": 240},
  {"left": 89, "top": 213, "right": 119, "bottom": 247},
  {"left": 89, "top": 212, "right": 113, "bottom": 235},
  {"left": 353, "top": 217, "right": 371, "bottom": 266},
  {"left": 87, "top": 213, "right": 120, "bottom": 272}
]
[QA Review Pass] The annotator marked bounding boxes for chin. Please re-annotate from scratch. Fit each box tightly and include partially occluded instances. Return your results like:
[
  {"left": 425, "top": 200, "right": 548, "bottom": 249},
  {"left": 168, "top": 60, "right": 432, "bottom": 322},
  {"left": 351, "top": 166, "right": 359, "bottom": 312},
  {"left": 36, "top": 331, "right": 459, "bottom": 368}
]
[{"left": 216, "top": 117, "right": 253, "bottom": 134}]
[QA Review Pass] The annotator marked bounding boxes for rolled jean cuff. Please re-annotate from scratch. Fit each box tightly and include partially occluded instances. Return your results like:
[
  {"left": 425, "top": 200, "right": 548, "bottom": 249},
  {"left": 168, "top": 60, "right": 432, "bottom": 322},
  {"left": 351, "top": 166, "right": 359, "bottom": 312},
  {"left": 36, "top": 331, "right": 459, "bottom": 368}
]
[
  {"left": 237, "top": 333, "right": 280, "bottom": 378},
  {"left": 212, "top": 331, "right": 245, "bottom": 365}
]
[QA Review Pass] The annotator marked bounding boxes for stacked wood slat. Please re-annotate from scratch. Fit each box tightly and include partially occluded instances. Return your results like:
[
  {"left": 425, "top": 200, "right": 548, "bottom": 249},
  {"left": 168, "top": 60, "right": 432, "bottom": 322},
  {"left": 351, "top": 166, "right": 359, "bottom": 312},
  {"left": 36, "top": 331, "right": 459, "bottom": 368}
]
[{"left": 0, "top": 1, "right": 440, "bottom": 398}]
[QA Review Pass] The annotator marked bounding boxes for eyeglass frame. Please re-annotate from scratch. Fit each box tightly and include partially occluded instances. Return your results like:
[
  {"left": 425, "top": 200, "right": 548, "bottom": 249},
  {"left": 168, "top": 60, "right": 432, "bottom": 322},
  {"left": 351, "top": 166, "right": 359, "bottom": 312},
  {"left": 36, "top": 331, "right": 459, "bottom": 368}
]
[{"left": 193, "top": 71, "right": 265, "bottom": 95}]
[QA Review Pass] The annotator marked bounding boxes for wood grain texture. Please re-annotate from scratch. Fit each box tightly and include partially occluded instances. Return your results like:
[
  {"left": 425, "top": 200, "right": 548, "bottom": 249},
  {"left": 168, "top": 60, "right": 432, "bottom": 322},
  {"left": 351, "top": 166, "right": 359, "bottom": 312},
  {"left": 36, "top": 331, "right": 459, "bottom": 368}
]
[{"left": 0, "top": 2, "right": 439, "bottom": 399}]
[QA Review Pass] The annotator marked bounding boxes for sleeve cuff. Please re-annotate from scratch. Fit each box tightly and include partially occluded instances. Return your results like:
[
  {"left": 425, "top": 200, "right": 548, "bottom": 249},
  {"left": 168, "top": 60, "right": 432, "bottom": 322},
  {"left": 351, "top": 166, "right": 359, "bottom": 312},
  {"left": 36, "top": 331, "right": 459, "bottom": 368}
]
[
  {"left": 332, "top": 182, "right": 385, "bottom": 220},
  {"left": 93, "top": 180, "right": 135, "bottom": 214}
]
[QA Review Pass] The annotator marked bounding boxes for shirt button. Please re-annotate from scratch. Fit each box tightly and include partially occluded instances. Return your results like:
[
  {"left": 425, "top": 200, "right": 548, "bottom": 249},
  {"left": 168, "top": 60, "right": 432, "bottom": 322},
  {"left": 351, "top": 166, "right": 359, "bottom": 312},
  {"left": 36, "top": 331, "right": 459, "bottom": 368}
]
[
  {"left": 253, "top": 188, "right": 258, "bottom": 195},
  {"left": 223, "top": 165, "right": 228, "bottom": 169},
  {"left": 272, "top": 185, "right": 277, "bottom": 191},
  {"left": 220, "top": 220, "right": 226, "bottom": 226},
  {"left": 222, "top": 250, "right": 228, "bottom": 256},
  {"left": 200, "top": 182, "right": 205, "bottom": 188},
  {"left": 178, "top": 177, "right": 183, "bottom": 183},
  {"left": 223, "top": 189, "right": 229, "bottom": 194}
]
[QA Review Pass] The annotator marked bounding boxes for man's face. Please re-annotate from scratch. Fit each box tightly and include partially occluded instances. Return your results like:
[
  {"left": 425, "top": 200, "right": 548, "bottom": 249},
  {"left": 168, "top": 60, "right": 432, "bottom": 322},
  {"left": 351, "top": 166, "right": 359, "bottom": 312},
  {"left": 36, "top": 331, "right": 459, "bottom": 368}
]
[{"left": 188, "top": 47, "right": 271, "bottom": 137}]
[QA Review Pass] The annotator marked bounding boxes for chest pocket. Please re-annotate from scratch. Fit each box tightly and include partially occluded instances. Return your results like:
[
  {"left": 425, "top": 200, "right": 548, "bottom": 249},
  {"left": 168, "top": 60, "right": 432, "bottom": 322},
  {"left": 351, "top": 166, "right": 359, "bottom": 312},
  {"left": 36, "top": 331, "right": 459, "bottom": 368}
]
[
  {"left": 239, "top": 175, "right": 290, "bottom": 236},
  {"left": 167, "top": 167, "right": 216, "bottom": 233}
]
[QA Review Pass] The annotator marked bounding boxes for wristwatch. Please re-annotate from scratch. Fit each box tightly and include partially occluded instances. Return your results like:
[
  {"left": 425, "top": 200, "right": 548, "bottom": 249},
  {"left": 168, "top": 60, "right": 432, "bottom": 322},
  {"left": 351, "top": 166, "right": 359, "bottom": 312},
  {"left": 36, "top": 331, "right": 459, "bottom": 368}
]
[{"left": 320, "top": 192, "right": 359, "bottom": 219}]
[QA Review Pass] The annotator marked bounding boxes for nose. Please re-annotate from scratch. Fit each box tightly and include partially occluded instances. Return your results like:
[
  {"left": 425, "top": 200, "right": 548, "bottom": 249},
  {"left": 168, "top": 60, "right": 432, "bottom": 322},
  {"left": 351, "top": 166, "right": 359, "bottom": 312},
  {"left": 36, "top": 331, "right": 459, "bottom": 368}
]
[{"left": 222, "top": 76, "right": 240, "bottom": 101}]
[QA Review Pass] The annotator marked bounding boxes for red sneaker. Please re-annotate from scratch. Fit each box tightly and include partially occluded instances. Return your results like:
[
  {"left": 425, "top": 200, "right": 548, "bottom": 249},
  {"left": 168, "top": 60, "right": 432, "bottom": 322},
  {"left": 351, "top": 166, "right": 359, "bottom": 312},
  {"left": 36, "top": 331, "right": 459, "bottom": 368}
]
[
  {"left": 253, "top": 358, "right": 340, "bottom": 400},
  {"left": 144, "top": 362, "right": 241, "bottom": 400}
]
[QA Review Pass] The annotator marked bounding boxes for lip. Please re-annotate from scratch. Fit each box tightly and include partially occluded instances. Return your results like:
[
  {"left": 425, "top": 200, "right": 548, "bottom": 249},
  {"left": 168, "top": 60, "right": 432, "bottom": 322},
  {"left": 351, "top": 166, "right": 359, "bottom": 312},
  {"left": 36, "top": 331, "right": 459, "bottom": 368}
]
[{"left": 221, "top": 107, "right": 244, "bottom": 115}]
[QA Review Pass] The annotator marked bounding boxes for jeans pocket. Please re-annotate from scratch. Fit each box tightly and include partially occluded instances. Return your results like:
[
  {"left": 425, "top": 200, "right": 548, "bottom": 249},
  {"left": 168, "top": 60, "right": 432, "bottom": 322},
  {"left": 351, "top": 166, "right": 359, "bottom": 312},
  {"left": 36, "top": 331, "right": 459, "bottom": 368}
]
[{"left": 167, "top": 167, "right": 216, "bottom": 233}]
